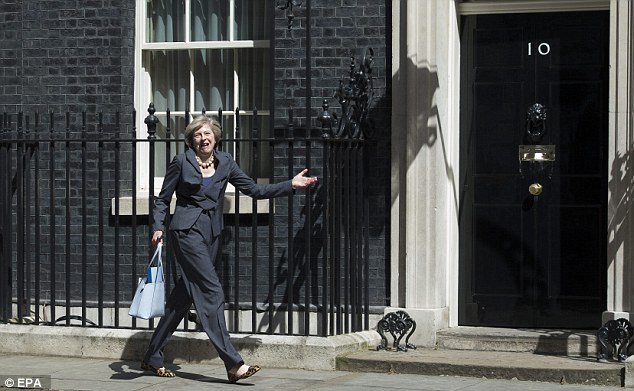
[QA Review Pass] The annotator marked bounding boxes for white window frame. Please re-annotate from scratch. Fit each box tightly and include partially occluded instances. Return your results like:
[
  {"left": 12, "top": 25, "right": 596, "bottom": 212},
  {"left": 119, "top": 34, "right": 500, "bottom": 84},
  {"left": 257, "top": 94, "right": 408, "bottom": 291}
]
[
  {"left": 121, "top": 0, "right": 272, "bottom": 215},
  {"left": 133, "top": 0, "right": 271, "bottom": 194},
  {"left": 456, "top": 0, "right": 609, "bottom": 15}
]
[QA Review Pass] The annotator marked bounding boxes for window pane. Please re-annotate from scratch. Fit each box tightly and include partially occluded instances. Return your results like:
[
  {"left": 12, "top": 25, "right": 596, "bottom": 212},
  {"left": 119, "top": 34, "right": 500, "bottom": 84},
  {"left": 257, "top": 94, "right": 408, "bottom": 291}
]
[
  {"left": 233, "top": 115, "right": 271, "bottom": 177},
  {"left": 218, "top": 115, "right": 236, "bottom": 159},
  {"left": 237, "top": 49, "right": 269, "bottom": 110},
  {"left": 145, "top": 50, "right": 190, "bottom": 112},
  {"left": 235, "top": 0, "right": 271, "bottom": 40},
  {"left": 216, "top": 115, "right": 269, "bottom": 178},
  {"left": 193, "top": 49, "right": 234, "bottom": 111},
  {"left": 154, "top": 115, "right": 188, "bottom": 177},
  {"left": 191, "top": 0, "right": 230, "bottom": 41},
  {"left": 147, "top": 0, "right": 186, "bottom": 43}
]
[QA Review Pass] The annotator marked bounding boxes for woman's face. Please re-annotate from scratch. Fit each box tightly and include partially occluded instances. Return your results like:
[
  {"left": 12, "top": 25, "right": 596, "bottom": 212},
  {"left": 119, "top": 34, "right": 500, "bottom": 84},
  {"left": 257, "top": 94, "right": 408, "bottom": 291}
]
[{"left": 192, "top": 124, "right": 216, "bottom": 156}]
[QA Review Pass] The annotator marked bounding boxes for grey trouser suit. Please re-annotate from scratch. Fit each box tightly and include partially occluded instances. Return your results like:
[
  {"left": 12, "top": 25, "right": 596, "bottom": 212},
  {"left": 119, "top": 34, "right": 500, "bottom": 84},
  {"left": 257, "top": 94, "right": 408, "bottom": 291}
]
[{"left": 143, "top": 149, "right": 292, "bottom": 371}]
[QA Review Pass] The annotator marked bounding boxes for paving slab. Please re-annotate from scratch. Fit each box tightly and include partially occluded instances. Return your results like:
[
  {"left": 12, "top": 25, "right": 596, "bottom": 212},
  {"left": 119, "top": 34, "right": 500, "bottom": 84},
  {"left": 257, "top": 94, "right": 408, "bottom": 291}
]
[{"left": 0, "top": 353, "right": 624, "bottom": 391}]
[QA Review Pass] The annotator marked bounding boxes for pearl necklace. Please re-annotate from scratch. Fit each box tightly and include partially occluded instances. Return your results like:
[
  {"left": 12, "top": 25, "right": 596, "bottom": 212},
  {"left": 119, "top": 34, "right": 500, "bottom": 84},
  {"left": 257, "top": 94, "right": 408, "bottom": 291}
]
[{"left": 196, "top": 154, "right": 214, "bottom": 169}]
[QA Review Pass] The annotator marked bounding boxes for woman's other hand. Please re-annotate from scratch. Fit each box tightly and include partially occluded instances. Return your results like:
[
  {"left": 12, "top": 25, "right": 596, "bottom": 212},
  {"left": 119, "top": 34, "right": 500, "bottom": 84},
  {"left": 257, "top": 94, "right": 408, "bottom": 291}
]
[
  {"left": 292, "top": 169, "right": 318, "bottom": 189},
  {"left": 152, "top": 230, "right": 164, "bottom": 247}
]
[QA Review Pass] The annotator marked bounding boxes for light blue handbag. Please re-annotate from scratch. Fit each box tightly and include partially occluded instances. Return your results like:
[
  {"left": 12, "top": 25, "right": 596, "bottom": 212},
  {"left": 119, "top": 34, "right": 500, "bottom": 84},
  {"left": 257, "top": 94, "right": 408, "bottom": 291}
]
[{"left": 128, "top": 243, "right": 165, "bottom": 319}]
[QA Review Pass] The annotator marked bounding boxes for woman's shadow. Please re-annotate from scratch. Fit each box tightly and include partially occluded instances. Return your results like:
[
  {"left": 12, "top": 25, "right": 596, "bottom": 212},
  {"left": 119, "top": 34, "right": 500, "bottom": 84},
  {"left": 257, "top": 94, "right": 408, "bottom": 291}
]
[
  {"left": 106, "top": 331, "right": 261, "bottom": 385},
  {"left": 107, "top": 360, "right": 231, "bottom": 384}
]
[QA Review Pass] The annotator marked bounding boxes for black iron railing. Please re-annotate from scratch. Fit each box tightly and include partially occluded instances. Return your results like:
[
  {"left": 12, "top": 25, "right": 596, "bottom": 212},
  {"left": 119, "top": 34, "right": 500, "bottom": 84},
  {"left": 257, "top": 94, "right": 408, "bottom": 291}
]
[{"left": 0, "top": 104, "right": 372, "bottom": 337}]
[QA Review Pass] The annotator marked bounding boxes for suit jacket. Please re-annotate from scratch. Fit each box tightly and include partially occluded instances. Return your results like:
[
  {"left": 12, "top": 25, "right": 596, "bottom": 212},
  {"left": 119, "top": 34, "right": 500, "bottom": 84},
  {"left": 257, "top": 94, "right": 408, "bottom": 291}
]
[{"left": 152, "top": 148, "right": 293, "bottom": 237}]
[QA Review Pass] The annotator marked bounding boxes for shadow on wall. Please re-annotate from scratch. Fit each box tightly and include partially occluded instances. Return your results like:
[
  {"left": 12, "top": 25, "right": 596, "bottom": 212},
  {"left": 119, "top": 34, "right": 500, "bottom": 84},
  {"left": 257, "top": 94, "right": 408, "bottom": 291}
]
[
  {"left": 257, "top": 183, "right": 325, "bottom": 334},
  {"left": 391, "top": 55, "right": 458, "bottom": 215},
  {"left": 607, "top": 148, "right": 634, "bottom": 310}
]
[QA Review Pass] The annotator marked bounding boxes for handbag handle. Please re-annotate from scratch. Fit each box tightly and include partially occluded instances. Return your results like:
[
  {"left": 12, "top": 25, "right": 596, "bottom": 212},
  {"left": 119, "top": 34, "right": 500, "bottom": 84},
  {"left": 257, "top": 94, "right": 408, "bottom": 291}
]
[
  {"left": 147, "top": 243, "right": 164, "bottom": 281},
  {"left": 147, "top": 242, "right": 163, "bottom": 266}
]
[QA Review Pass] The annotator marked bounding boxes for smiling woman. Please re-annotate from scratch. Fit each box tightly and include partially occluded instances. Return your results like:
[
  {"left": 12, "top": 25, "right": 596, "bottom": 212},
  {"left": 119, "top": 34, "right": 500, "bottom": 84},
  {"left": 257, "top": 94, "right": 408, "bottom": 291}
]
[
  {"left": 185, "top": 115, "right": 221, "bottom": 177},
  {"left": 143, "top": 113, "right": 317, "bottom": 382},
  {"left": 184, "top": 116, "right": 221, "bottom": 150}
]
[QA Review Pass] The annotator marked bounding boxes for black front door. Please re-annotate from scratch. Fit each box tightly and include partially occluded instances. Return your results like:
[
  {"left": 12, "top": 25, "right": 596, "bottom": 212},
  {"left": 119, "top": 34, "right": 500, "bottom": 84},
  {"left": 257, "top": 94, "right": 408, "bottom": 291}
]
[{"left": 459, "top": 11, "right": 609, "bottom": 328}]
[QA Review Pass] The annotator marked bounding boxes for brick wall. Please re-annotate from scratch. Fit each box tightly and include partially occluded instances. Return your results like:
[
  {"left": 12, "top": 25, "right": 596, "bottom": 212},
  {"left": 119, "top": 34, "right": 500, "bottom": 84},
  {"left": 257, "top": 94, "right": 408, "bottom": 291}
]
[
  {"left": 1, "top": 0, "right": 135, "bottom": 119},
  {"left": 273, "top": 0, "right": 390, "bottom": 307},
  {"left": 1, "top": 0, "right": 138, "bottom": 313},
  {"left": 0, "top": 1, "right": 21, "bottom": 108}
]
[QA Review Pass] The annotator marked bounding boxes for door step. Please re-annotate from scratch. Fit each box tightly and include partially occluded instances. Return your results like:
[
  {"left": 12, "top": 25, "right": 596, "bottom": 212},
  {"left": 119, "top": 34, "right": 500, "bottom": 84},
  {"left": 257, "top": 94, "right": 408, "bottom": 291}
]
[
  {"left": 336, "top": 349, "right": 622, "bottom": 387},
  {"left": 336, "top": 327, "right": 623, "bottom": 387},
  {"left": 436, "top": 326, "right": 599, "bottom": 356}
]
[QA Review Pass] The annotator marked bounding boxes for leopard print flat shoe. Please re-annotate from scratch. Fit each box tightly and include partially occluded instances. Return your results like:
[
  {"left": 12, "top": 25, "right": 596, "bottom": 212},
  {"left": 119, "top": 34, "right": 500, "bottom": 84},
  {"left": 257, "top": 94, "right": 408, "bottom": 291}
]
[
  {"left": 141, "top": 362, "right": 176, "bottom": 377},
  {"left": 227, "top": 365, "right": 260, "bottom": 383}
]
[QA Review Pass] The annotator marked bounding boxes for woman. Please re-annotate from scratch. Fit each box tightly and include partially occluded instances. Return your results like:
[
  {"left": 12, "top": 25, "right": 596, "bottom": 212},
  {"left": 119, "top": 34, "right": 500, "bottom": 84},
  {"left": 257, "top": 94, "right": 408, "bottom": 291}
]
[{"left": 141, "top": 115, "right": 317, "bottom": 383}]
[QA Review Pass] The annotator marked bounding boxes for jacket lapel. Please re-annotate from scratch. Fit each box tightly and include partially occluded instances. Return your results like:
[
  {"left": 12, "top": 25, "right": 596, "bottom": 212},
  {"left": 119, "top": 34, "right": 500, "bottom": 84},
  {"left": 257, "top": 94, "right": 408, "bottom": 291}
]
[
  {"left": 184, "top": 149, "right": 201, "bottom": 178},
  {"left": 213, "top": 150, "right": 230, "bottom": 176}
]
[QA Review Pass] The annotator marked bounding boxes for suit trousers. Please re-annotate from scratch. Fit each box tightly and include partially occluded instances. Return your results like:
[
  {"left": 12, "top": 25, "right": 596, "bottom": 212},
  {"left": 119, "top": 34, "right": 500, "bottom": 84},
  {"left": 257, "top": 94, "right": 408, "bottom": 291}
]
[{"left": 143, "top": 211, "right": 243, "bottom": 371}]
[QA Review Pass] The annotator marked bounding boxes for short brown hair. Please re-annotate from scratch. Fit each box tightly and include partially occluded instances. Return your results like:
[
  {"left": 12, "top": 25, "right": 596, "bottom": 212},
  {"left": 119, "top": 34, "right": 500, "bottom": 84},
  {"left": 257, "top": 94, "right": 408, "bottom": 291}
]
[{"left": 184, "top": 115, "right": 222, "bottom": 148}]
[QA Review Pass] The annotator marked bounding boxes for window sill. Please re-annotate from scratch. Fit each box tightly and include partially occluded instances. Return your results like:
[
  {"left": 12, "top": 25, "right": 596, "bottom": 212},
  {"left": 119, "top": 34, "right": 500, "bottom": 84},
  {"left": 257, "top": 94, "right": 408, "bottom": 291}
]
[{"left": 111, "top": 193, "right": 271, "bottom": 216}]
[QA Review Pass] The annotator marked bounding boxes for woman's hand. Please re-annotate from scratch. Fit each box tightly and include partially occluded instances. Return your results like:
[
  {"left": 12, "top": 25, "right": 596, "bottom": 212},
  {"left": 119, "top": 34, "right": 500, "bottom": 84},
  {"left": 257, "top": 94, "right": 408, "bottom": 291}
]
[
  {"left": 292, "top": 169, "right": 318, "bottom": 189},
  {"left": 152, "top": 230, "right": 164, "bottom": 247}
]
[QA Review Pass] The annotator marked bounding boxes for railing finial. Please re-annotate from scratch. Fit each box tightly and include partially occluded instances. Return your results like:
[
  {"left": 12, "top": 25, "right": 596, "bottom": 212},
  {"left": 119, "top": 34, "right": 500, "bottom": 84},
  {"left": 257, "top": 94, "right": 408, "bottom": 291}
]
[
  {"left": 145, "top": 103, "right": 159, "bottom": 139},
  {"left": 322, "top": 48, "right": 375, "bottom": 139},
  {"left": 278, "top": 0, "right": 302, "bottom": 30},
  {"left": 318, "top": 99, "right": 334, "bottom": 138}
]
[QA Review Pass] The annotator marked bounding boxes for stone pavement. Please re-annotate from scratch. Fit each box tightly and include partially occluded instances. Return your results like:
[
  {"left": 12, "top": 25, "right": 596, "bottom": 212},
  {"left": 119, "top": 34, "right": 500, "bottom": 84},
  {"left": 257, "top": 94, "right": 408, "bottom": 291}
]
[{"left": 0, "top": 353, "right": 623, "bottom": 391}]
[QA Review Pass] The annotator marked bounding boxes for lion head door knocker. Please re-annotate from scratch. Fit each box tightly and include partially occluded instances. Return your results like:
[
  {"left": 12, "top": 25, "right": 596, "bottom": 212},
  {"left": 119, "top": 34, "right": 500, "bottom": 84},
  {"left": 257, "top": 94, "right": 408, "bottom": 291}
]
[
  {"left": 519, "top": 103, "right": 555, "bottom": 195},
  {"left": 525, "top": 103, "right": 547, "bottom": 143}
]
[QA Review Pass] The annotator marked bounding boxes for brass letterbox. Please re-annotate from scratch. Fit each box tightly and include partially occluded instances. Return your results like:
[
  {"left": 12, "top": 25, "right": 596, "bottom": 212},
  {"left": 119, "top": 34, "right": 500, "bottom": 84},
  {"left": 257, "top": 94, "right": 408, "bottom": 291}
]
[{"left": 518, "top": 145, "right": 555, "bottom": 162}]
